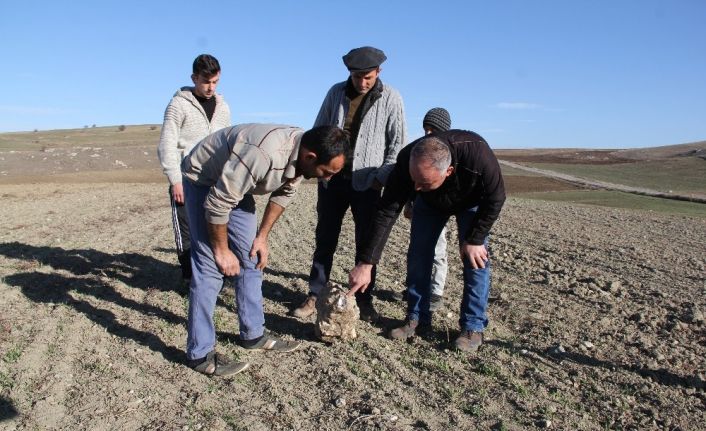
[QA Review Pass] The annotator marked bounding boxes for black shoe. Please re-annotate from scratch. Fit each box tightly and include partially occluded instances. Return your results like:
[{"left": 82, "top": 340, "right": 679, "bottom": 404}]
[
  {"left": 188, "top": 351, "right": 249, "bottom": 377},
  {"left": 240, "top": 331, "right": 301, "bottom": 353},
  {"left": 358, "top": 301, "right": 380, "bottom": 323}
]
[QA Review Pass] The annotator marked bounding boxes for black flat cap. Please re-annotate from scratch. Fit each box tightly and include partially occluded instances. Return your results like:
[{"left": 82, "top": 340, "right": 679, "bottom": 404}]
[{"left": 342, "top": 46, "right": 387, "bottom": 72}]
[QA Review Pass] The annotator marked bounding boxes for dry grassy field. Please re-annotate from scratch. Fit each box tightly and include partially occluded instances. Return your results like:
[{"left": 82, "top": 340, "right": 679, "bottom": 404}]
[
  {"left": 497, "top": 142, "right": 706, "bottom": 200},
  {"left": 1, "top": 126, "right": 704, "bottom": 430}
]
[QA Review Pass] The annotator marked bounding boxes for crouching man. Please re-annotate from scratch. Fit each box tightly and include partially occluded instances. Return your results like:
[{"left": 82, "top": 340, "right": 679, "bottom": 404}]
[
  {"left": 182, "top": 124, "right": 349, "bottom": 375},
  {"left": 348, "top": 130, "right": 505, "bottom": 351}
]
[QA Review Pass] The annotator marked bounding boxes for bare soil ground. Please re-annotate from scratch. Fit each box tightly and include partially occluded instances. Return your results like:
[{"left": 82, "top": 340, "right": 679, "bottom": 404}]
[{"left": 1, "top": 130, "right": 705, "bottom": 430}]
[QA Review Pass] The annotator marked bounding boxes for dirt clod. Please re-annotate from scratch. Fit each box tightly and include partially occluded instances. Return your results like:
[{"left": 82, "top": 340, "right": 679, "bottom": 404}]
[{"left": 314, "top": 282, "right": 359, "bottom": 342}]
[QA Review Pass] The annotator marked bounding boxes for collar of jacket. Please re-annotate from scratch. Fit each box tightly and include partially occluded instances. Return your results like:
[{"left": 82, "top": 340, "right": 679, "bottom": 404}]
[
  {"left": 178, "top": 86, "right": 221, "bottom": 107},
  {"left": 344, "top": 77, "right": 383, "bottom": 103},
  {"left": 344, "top": 77, "right": 383, "bottom": 121},
  {"left": 284, "top": 131, "right": 303, "bottom": 180}
]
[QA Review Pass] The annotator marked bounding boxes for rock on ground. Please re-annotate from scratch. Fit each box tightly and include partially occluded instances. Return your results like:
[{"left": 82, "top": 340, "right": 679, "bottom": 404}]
[{"left": 315, "top": 282, "right": 360, "bottom": 342}]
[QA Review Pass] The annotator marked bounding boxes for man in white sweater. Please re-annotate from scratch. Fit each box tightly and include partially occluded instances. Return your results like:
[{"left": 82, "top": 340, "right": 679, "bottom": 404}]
[
  {"left": 291, "top": 46, "right": 407, "bottom": 322},
  {"left": 157, "top": 54, "right": 231, "bottom": 285}
]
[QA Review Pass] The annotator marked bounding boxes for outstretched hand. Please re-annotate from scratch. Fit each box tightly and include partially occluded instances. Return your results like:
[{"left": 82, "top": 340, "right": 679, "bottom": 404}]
[{"left": 348, "top": 263, "right": 374, "bottom": 296}]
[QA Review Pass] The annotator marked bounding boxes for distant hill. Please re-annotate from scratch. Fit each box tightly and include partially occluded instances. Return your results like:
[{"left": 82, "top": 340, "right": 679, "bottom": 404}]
[
  {"left": 495, "top": 139, "right": 706, "bottom": 201},
  {"left": 0, "top": 124, "right": 162, "bottom": 152},
  {"left": 3, "top": 125, "right": 703, "bottom": 161},
  {"left": 495, "top": 140, "right": 706, "bottom": 165},
  {"left": 613, "top": 140, "right": 706, "bottom": 161}
]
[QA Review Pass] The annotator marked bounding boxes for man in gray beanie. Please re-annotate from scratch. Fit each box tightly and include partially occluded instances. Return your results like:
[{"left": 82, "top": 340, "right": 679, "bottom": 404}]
[
  {"left": 423, "top": 108, "right": 452, "bottom": 134},
  {"left": 402, "top": 108, "right": 452, "bottom": 312},
  {"left": 291, "top": 46, "right": 407, "bottom": 322}
]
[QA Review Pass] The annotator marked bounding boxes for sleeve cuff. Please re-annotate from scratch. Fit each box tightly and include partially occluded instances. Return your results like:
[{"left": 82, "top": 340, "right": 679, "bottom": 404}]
[
  {"left": 166, "top": 171, "right": 182, "bottom": 185},
  {"left": 269, "top": 194, "right": 293, "bottom": 209},
  {"left": 205, "top": 212, "right": 230, "bottom": 225}
]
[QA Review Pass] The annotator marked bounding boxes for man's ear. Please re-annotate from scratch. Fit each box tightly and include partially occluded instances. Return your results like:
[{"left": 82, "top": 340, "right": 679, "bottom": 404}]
[
  {"left": 191, "top": 73, "right": 197, "bottom": 85},
  {"left": 301, "top": 148, "right": 318, "bottom": 163},
  {"left": 445, "top": 165, "right": 454, "bottom": 178}
]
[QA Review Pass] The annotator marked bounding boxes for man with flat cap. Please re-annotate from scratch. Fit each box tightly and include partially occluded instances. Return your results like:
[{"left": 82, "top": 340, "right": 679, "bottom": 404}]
[{"left": 291, "top": 46, "right": 407, "bottom": 322}]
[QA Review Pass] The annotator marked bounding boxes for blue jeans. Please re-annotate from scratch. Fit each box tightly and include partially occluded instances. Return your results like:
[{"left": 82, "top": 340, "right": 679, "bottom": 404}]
[
  {"left": 308, "top": 174, "right": 380, "bottom": 303},
  {"left": 183, "top": 181, "right": 264, "bottom": 360},
  {"left": 406, "top": 197, "right": 491, "bottom": 332}
]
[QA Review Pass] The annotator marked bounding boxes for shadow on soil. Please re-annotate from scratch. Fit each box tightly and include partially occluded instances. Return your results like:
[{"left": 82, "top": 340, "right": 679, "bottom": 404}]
[
  {"left": 0, "top": 396, "right": 18, "bottom": 422},
  {"left": 488, "top": 339, "right": 706, "bottom": 391},
  {"left": 218, "top": 276, "right": 318, "bottom": 343},
  {"left": 0, "top": 242, "right": 185, "bottom": 364}
]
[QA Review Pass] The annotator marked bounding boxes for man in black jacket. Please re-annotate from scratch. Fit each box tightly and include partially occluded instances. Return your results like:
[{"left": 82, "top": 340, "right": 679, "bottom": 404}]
[{"left": 348, "top": 130, "right": 506, "bottom": 351}]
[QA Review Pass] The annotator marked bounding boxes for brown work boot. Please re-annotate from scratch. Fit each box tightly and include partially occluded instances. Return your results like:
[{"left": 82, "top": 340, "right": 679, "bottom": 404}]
[
  {"left": 454, "top": 330, "right": 483, "bottom": 352},
  {"left": 389, "top": 320, "right": 430, "bottom": 340},
  {"left": 291, "top": 295, "right": 317, "bottom": 318}
]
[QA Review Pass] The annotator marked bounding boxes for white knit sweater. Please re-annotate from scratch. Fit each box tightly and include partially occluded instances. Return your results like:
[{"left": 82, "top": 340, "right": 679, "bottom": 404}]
[
  {"left": 313, "top": 80, "right": 407, "bottom": 191},
  {"left": 157, "top": 88, "right": 231, "bottom": 185}
]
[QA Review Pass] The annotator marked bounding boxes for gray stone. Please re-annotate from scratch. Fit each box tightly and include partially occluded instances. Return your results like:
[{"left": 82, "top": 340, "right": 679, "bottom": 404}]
[
  {"left": 550, "top": 344, "right": 566, "bottom": 355},
  {"left": 608, "top": 281, "right": 622, "bottom": 293},
  {"left": 686, "top": 306, "right": 704, "bottom": 324},
  {"left": 537, "top": 418, "right": 552, "bottom": 428}
]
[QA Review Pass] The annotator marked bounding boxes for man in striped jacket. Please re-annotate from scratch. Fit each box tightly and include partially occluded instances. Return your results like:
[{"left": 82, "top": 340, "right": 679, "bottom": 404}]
[
  {"left": 157, "top": 54, "right": 231, "bottom": 286},
  {"left": 291, "top": 46, "right": 407, "bottom": 322},
  {"left": 181, "top": 124, "right": 349, "bottom": 376}
]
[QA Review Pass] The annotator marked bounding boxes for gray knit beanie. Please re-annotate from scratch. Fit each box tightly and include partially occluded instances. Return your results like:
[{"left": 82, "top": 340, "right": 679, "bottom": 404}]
[{"left": 422, "top": 108, "right": 451, "bottom": 132}]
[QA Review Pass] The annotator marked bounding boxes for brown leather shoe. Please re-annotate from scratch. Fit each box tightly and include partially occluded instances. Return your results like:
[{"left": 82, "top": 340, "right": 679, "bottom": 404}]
[
  {"left": 389, "top": 320, "right": 430, "bottom": 340},
  {"left": 291, "top": 295, "right": 317, "bottom": 318},
  {"left": 454, "top": 330, "right": 483, "bottom": 352}
]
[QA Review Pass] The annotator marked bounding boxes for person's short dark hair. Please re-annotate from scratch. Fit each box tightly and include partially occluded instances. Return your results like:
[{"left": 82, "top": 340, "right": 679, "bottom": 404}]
[
  {"left": 301, "top": 126, "right": 350, "bottom": 165},
  {"left": 193, "top": 54, "right": 221, "bottom": 77}
]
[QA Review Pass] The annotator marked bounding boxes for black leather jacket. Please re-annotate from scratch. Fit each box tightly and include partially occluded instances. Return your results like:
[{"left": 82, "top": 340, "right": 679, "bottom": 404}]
[{"left": 360, "top": 129, "right": 506, "bottom": 264}]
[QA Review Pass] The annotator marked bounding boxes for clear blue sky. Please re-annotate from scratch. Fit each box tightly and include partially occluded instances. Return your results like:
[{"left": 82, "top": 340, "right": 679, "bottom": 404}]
[{"left": 1, "top": 0, "right": 704, "bottom": 148}]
